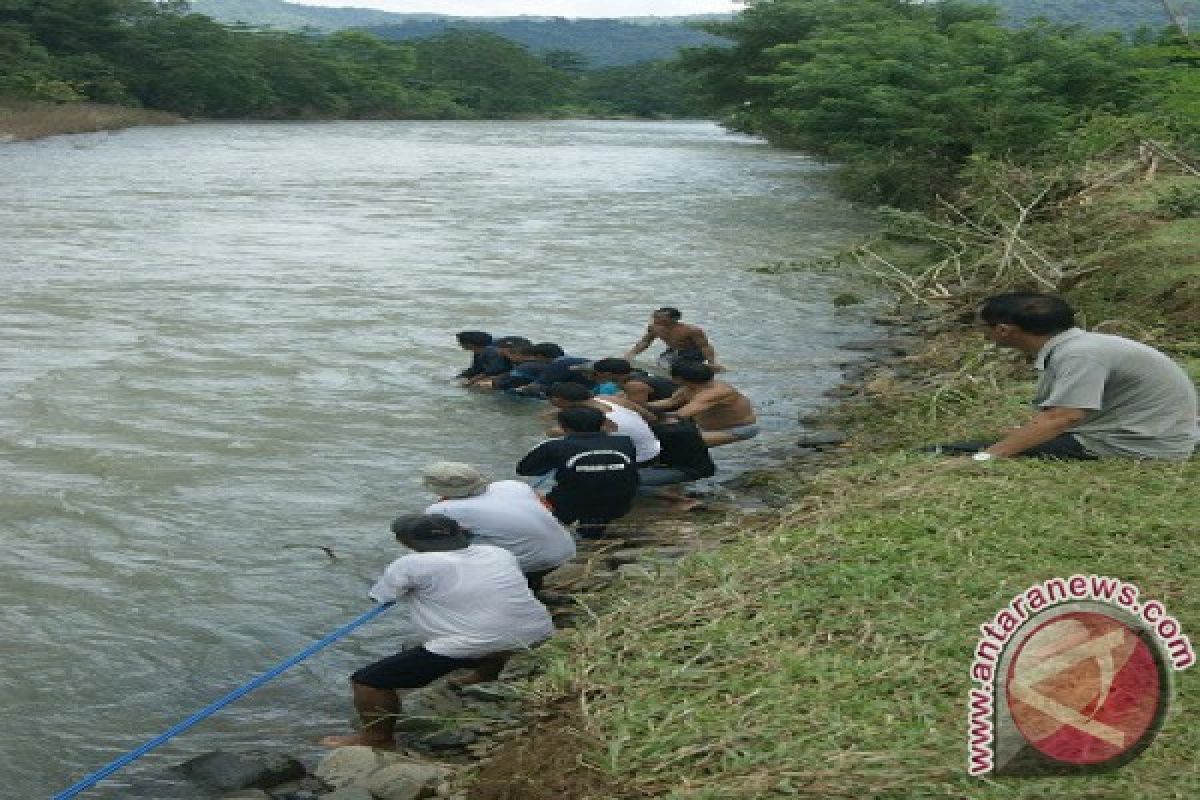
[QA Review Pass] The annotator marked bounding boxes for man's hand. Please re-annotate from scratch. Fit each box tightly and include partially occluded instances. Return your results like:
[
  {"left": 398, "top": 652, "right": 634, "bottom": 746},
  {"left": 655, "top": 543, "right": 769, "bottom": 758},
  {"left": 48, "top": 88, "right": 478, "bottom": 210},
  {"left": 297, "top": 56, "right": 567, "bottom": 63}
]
[{"left": 985, "top": 407, "right": 1090, "bottom": 457}]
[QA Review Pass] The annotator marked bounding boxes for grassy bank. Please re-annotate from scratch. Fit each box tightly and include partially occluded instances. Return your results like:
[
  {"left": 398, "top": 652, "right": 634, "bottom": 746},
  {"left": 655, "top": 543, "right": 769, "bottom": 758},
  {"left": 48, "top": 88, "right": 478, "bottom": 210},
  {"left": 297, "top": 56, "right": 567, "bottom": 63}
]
[
  {"left": 0, "top": 101, "right": 183, "bottom": 142},
  {"left": 464, "top": 166, "right": 1199, "bottom": 797}
]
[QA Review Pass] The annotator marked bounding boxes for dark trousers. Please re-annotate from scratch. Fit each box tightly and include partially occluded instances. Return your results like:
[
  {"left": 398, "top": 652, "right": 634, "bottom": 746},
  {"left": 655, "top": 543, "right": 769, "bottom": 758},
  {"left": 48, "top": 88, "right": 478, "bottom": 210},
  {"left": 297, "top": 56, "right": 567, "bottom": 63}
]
[
  {"left": 551, "top": 499, "right": 632, "bottom": 540},
  {"left": 525, "top": 569, "right": 553, "bottom": 592},
  {"left": 924, "top": 433, "right": 1097, "bottom": 460}
]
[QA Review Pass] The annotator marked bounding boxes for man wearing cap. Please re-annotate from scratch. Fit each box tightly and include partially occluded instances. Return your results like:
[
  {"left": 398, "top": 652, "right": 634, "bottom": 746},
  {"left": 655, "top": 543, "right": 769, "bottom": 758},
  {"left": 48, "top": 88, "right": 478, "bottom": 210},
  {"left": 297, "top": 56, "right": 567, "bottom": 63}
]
[
  {"left": 472, "top": 336, "right": 535, "bottom": 391},
  {"left": 320, "top": 514, "right": 553, "bottom": 749},
  {"left": 421, "top": 461, "right": 576, "bottom": 591},
  {"left": 510, "top": 343, "right": 594, "bottom": 398}
]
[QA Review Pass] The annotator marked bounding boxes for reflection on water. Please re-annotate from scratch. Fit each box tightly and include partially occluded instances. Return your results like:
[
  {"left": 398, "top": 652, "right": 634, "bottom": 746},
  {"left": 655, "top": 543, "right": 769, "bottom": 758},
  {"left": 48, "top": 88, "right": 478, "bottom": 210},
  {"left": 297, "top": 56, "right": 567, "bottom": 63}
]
[{"left": 0, "top": 120, "right": 873, "bottom": 796}]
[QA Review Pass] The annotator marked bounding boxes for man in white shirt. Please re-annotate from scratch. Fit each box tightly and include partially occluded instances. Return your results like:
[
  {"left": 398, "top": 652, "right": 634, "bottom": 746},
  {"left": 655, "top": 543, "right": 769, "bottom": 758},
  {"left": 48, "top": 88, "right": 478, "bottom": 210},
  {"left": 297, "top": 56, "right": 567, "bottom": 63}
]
[
  {"left": 421, "top": 461, "right": 576, "bottom": 591},
  {"left": 545, "top": 381, "right": 662, "bottom": 464},
  {"left": 320, "top": 514, "right": 553, "bottom": 749}
]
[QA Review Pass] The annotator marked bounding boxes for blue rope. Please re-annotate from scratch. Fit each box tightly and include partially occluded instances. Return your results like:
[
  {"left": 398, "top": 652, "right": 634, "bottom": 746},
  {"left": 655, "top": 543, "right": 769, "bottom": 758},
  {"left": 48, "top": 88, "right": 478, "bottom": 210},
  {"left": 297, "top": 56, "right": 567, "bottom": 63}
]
[{"left": 53, "top": 601, "right": 395, "bottom": 800}]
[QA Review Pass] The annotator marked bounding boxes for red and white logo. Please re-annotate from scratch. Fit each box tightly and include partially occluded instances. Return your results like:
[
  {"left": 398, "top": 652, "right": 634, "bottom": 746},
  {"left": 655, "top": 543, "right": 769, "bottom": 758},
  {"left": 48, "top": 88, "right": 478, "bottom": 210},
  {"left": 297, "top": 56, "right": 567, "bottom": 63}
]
[
  {"left": 968, "top": 577, "right": 1191, "bottom": 777},
  {"left": 1005, "top": 611, "right": 1163, "bottom": 767}
]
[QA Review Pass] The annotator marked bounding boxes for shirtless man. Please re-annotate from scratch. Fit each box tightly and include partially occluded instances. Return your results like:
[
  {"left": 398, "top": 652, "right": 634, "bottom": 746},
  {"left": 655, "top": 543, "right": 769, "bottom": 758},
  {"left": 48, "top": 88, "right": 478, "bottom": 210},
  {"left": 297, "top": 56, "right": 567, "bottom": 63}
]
[
  {"left": 624, "top": 307, "right": 723, "bottom": 371},
  {"left": 647, "top": 362, "right": 759, "bottom": 447}
]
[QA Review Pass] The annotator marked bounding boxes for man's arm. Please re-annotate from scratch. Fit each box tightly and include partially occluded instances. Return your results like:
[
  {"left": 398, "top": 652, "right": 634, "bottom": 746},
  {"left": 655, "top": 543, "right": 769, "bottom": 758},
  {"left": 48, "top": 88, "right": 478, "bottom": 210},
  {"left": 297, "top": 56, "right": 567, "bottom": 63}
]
[
  {"left": 982, "top": 407, "right": 1090, "bottom": 457},
  {"left": 368, "top": 558, "right": 417, "bottom": 603},
  {"left": 670, "top": 388, "right": 726, "bottom": 420},
  {"left": 621, "top": 379, "right": 653, "bottom": 406},
  {"left": 516, "top": 441, "right": 559, "bottom": 477},
  {"left": 623, "top": 326, "right": 657, "bottom": 361},
  {"left": 646, "top": 387, "right": 688, "bottom": 412},
  {"left": 691, "top": 328, "right": 721, "bottom": 369},
  {"left": 603, "top": 394, "right": 659, "bottom": 423}
]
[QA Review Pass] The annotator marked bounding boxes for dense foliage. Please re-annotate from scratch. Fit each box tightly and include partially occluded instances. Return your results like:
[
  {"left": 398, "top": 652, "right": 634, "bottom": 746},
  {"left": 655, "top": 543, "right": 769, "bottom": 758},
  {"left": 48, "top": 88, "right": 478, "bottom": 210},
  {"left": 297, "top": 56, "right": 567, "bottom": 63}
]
[
  {"left": 0, "top": 0, "right": 709, "bottom": 118},
  {"left": 682, "top": 0, "right": 1199, "bottom": 206}
]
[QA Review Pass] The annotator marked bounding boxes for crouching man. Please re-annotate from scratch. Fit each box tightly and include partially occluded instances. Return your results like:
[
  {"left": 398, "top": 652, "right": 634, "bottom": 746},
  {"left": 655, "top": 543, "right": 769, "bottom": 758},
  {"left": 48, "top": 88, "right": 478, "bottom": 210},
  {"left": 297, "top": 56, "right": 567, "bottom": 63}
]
[
  {"left": 516, "top": 406, "right": 639, "bottom": 539},
  {"left": 320, "top": 514, "right": 553, "bottom": 749}
]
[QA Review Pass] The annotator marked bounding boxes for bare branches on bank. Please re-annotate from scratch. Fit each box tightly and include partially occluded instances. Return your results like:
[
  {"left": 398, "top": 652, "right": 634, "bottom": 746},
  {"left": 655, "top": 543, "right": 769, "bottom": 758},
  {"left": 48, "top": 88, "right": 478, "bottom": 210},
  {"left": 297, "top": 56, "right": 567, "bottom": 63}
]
[{"left": 851, "top": 141, "right": 1200, "bottom": 309}]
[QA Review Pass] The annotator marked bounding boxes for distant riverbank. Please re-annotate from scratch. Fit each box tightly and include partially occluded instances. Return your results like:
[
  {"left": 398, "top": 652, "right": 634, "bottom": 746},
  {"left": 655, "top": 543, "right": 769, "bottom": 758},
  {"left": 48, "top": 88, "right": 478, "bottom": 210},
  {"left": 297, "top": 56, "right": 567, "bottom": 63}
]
[
  {"left": 0, "top": 102, "right": 701, "bottom": 144},
  {"left": 0, "top": 102, "right": 184, "bottom": 142}
]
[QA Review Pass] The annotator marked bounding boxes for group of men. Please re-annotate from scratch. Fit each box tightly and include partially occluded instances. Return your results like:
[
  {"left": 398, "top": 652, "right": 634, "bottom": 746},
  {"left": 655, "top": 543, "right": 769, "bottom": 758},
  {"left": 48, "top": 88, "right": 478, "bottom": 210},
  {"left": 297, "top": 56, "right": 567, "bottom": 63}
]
[
  {"left": 459, "top": 307, "right": 761, "bottom": 531},
  {"left": 322, "top": 293, "right": 1196, "bottom": 750},
  {"left": 320, "top": 306, "right": 751, "bottom": 749}
]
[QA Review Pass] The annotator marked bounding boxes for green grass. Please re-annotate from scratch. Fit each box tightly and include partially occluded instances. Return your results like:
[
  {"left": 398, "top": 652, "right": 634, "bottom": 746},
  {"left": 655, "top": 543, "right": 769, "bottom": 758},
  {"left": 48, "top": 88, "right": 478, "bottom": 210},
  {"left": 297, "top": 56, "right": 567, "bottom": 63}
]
[{"left": 534, "top": 448, "right": 1198, "bottom": 798}]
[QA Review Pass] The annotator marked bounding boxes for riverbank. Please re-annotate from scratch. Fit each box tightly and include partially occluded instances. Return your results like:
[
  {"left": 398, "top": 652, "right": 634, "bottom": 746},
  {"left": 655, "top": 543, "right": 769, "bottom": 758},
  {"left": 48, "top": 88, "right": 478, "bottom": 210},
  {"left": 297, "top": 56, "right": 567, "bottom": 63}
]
[
  {"left": 0, "top": 102, "right": 702, "bottom": 144},
  {"left": 450, "top": 161, "right": 1200, "bottom": 797},
  {"left": 0, "top": 101, "right": 184, "bottom": 142}
]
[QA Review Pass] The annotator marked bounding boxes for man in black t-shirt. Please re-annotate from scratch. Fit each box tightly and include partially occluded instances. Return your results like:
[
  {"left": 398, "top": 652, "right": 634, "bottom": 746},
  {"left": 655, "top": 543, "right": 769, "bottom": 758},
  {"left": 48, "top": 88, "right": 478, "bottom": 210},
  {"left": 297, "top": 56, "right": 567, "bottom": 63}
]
[{"left": 516, "top": 406, "right": 638, "bottom": 539}]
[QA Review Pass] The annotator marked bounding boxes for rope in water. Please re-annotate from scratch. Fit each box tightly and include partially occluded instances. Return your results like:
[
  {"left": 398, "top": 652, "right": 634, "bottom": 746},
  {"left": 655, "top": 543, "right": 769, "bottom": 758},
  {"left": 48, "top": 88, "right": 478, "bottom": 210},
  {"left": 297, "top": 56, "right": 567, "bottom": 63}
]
[{"left": 52, "top": 601, "right": 395, "bottom": 800}]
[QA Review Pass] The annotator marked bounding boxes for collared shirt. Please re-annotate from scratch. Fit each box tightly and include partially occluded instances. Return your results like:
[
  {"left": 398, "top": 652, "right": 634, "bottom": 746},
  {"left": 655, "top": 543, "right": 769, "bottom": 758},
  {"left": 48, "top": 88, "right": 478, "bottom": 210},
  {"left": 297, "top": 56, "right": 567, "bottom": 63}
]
[
  {"left": 426, "top": 480, "right": 575, "bottom": 573},
  {"left": 1033, "top": 328, "right": 1198, "bottom": 459}
]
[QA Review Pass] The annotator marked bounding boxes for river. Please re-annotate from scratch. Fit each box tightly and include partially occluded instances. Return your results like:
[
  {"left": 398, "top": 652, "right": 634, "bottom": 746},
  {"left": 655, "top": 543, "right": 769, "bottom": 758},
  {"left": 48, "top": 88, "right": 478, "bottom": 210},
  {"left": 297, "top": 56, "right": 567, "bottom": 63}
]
[{"left": 0, "top": 119, "right": 873, "bottom": 797}]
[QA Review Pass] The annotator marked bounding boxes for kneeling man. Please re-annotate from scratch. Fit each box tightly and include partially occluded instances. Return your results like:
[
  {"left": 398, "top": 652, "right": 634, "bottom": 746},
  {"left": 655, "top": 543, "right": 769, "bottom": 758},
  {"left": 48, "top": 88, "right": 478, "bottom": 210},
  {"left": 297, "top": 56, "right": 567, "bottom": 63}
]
[
  {"left": 648, "top": 362, "right": 759, "bottom": 446},
  {"left": 516, "top": 407, "right": 639, "bottom": 539},
  {"left": 963, "top": 292, "right": 1197, "bottom": 460}
]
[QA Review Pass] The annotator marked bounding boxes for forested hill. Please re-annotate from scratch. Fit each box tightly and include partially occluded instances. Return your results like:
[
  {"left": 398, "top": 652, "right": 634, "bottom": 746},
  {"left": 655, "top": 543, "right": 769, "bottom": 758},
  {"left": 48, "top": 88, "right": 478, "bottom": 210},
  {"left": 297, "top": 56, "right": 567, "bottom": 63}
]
[
  {"left": 187, "top": 0, "right": 728, "bottom": 67},
  {"left": 988, "top": 0, "right": 1188, "bottom": 34},
  {"left": 362, "top": 19, "right": 726, "bottom": 68},
  {"left": 187, "top": 0, "right": 435, "bottom": 29}
]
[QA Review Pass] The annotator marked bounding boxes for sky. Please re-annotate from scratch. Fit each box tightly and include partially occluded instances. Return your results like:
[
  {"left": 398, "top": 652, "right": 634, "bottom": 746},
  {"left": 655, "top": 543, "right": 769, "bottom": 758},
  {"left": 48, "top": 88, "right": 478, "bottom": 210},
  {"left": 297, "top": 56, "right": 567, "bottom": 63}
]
[{"left": 290, "top": 0, "right": 744, "bottom": 17}]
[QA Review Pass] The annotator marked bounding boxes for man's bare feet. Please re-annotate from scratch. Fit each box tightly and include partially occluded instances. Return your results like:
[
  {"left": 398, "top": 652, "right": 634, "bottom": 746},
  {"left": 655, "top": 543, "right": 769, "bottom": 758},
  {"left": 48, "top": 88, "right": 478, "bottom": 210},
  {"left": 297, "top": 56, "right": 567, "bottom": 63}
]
[
  {"left": 318, "top": 733, "right": 396, "bottom": 749},
  {"left": 664, "top": 497, "right": 706, "bottom": 512}
]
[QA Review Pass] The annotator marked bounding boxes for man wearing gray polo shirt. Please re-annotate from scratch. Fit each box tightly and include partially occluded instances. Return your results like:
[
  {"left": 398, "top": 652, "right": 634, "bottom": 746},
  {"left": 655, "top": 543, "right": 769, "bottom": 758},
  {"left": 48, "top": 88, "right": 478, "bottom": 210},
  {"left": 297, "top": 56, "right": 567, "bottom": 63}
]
[{"left": 968, "top": 293, "right": 1197, "bottom": 461}]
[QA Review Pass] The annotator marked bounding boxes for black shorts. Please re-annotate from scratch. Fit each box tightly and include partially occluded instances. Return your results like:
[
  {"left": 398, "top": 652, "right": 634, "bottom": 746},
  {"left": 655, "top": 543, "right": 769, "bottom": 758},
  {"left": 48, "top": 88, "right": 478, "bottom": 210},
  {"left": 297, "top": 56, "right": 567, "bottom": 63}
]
[
  {"left": 351, "top": 646, "right": 484, "bottom": 690},
  {"left": 552, "top": 500, "right": 631, "bottom": 527}
]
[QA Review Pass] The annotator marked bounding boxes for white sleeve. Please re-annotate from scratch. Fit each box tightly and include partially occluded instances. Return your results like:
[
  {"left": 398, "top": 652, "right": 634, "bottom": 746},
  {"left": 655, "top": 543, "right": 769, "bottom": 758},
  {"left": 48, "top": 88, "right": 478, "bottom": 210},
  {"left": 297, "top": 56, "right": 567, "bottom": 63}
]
[{"left": 367, "top": 557, "right": 418, "bottom": 603}]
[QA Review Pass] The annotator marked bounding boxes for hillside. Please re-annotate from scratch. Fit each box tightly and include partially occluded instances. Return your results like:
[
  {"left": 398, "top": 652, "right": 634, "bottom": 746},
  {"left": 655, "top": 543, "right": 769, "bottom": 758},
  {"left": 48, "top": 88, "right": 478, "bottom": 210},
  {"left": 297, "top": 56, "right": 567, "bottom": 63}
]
[
  {"left": 187, "top": 0, "right": 438, "bottom": 29},
  {"left": 987, "top": 0, "right": 1186, "bottom": 34},
  {"left": 186, "top": 0, "right": 729, "bottom": 66},
  {"left": 363, "top": 18, "right": 726, "bottom": 68}
]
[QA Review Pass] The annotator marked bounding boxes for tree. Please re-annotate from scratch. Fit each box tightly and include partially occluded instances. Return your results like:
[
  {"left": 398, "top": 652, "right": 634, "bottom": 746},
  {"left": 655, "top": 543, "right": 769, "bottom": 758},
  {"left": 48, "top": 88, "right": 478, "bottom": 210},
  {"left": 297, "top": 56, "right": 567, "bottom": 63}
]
[{"left": 411, "top": 29, "right": 574, "bottom": 113}]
